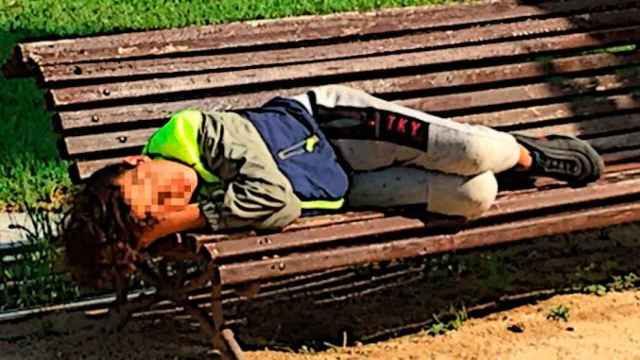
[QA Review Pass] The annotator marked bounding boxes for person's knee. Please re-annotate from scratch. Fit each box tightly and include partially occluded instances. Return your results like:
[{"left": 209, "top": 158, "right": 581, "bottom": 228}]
[
  {"left": 459, "top": 171, "right": 498, "bottom": 217},
  {"left": 427, "top": 171, "right": 498, "bottom": 218},
  {"left": 459, "top": 129, "right": 520, "bottom": 174}
]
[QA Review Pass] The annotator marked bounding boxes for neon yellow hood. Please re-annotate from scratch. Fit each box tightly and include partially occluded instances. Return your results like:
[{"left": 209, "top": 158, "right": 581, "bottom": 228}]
[{"left": 142, "top": 109, "right": 219, "bottom": 184}]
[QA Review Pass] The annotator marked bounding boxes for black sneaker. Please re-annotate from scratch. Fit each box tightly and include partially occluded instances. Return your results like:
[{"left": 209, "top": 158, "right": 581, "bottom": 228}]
[{"left": 513, "top": 134, "right": 604, "bottom": 184}]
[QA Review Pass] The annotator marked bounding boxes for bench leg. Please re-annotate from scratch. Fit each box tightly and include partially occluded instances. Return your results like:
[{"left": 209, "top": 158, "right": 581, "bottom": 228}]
[
  {"left": 174, "top": 265, "right": 242, "bottom": 359},
  {"left": 136, "top": 258, "right": 242, "bottom": 358},
  {"left": 211, "top": 271, "right": 245, "bottom": 360}
]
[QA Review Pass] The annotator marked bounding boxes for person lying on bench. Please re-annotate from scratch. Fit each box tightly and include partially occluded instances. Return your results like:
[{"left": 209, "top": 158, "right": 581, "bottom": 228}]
[{"left": 61, "top": 85, "right": 604, "bottom": 288}]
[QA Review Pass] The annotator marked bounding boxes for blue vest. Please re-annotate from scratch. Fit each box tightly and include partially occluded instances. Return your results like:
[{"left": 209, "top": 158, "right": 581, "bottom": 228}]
[{"left": 239, "top": 97, "right": 349, "bottom": 211}]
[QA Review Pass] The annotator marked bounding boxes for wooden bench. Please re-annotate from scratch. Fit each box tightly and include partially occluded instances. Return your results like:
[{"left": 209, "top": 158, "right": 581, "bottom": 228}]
[{"left": 5, "top": 0, "right": 640, "bottom": 358}]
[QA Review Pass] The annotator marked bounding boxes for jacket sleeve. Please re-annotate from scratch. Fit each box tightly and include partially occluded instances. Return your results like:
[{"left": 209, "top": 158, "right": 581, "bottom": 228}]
[
  {"left": 198, "top": 177, "right": 302, "bottom": 231},
  {"left": 196, "top": 111, "right": 302, "bottom": 232}
]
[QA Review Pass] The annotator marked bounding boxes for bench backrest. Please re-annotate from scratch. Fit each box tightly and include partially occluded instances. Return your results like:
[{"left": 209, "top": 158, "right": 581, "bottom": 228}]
[{"left": 5, "top": 0, "right": 640, "bottom": 285}]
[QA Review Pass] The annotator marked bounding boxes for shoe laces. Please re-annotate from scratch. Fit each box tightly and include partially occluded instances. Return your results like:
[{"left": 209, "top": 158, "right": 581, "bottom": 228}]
[{"left": 535, "top": 152, "right": 581, "bottom": 175}]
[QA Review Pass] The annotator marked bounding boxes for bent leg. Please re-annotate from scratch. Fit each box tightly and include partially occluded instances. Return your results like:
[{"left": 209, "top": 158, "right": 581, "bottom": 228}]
[
  {"left": 348, "top": 167, "right": 498, "bottom": 219},
  {"left": 289, "top": 85, "right": 520, "bottom": 176}
]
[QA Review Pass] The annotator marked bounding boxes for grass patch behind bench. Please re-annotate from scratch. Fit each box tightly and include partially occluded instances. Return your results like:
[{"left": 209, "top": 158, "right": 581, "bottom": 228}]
[{"left": 0, "top": 0, "right": 463, "bottom": 211}]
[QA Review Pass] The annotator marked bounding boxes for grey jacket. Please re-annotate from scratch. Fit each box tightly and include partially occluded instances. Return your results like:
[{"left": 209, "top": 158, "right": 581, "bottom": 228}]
[{"left": 197, "top": 111, "right": 302, "bottom": 231}]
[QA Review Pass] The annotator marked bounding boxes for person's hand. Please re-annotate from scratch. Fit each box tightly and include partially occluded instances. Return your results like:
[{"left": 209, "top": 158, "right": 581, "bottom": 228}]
[
  {"left": 122, "top": 155, "right": 150, "bottom": 166},
  {"left": 137, "top": 204, "right": 206, "bottom": 248}
]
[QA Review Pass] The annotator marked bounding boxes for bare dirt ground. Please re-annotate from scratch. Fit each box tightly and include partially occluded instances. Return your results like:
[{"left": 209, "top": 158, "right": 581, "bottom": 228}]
[
  {"left": 247, "top": 291, "right": 640, "bottom": 360},
  {"left": 2, "top": 223, "right": 640, "bottom": 359},
  {"left": 2, "top": 291, "right": 640, "bottom": 359}
]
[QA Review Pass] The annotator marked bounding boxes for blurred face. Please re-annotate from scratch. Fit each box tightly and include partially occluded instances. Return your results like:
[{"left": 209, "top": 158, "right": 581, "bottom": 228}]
[{"left": 115, "top": 156, "right": 199, "bottom": 219}]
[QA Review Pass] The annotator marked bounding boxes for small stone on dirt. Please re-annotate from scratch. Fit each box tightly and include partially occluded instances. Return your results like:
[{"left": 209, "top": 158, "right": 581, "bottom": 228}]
[{"left": 507, "top": 323, "right": 525, "bottom": 333}]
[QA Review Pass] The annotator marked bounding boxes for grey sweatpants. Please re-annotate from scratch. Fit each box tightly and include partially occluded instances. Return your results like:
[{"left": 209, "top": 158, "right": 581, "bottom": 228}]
[{"left": 289, "top": 85, "right": 521, "bottom": 218}]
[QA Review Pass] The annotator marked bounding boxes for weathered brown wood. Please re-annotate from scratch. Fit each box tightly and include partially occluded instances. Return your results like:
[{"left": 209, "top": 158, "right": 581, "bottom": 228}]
[
  {"left": 602, "top": 149, "right": 640, "bottom": 164},
  {"left": 204, "top": 172, "right": 640, "bottom": 261},
  {"left": 599, "top": 162, "right": 640, "bottom": 174},
  {"left": 526, "top": 130, "right": 640, "bottom": 154},
  {"left": 63, "top": 128, "right": 155, "bottom": 156},
  {"left": 218, "top": 199, "right": 640, "bottom": 285},
  {"left": 516, "top": 113, "right": 640, "bottom": 138},
  {"left": 456, "top": 94, "right": 640, "bottom": 127},
  {"left": 190, "top": 212, "right": 389, "bottom": 251},
  {"left": 57, "top": 51, "right": 640, "bottom": 131},
  {"left": 401, "top": 72, "right": 640, "bottom": 112},
  {"left": 73, "top": 157, "right": 126, "bottom": 180},
  {"left": 484, "top": 173, "right": 640, "bottom": 216},
  {"left": 49, "top": 26, "right": 640, "bottom": 106},
  {"left": 204, "top": 216, "right": 425, "bottom": 260},
  {"left": 40, "top": 9, "right": 640, "bottom": 83},
  {"left": 589, "top": 131, "right": 640, "bottom": 152},
  {"left": 18, "top": 0, "right": 636, "bottom": 67}
]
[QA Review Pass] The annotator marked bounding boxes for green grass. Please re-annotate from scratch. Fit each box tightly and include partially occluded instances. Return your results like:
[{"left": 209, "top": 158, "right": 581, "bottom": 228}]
[
  {"left": 0, "top": 209, "right": 80, "bottom": 310},
  {"left": 547, "top": 304, "right": 570, "bottom": 322},
  {"left": 0, "top": 0, "right": 462, "bottom": 211},
  {"left": 0, "top": 0, "right": 458, "bottom": 36}
]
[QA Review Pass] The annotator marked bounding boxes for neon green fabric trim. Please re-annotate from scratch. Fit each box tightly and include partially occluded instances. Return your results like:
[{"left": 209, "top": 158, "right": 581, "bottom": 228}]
[
  {"left": 305, "top": 134, "right": 320, "bottom": 152},
  {"left": 142, "top": 109, "right": 220, "bottom": 184},
  {"left": 300, "top": 198, "right": 345, "bottom": 210}
]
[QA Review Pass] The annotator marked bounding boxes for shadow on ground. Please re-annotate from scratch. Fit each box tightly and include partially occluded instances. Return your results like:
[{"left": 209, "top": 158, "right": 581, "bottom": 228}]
[
  {"left": 2, "top": 222, "right": 639, "bottom": 359},
  {"left": 233, "top": 222, "right": 640, "bottom": 351}
]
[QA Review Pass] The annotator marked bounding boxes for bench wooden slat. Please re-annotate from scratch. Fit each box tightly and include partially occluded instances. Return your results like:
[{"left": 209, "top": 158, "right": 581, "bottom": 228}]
[
  {"left": 56, "top": 52, "right": 640, "bottom": 131},
  {"left": 64, "top": 128, "right": 156, "bottom": 156},
  {"left": 456, "top": 94, "right": 640, "bottom": 127},
  {"left": 187, "top": 212, "right": 391, "bottom": 247},
  {"left": 571, "top": 130, "right": 640, "bottom": 153},
  {"left": 401, "top": 72, "right": 640, "bottom": 112},
  {"left": 218, "top": 198, "right": 640, "bottom": 284},
  {"left": 517, "top": 113, "right": 640, "bottom": 138},
  {"left": 40, "top": 9, "right": 640, "bottom": 83},
  {"left": 589, "top": 131, "right": 640, "bottom": 152},
  {"left": 48, "top": 26, "right": 640, "bottom": 107},
  {"left": 204, "top": 170, "right": 640, "bottom": 260},
  {"left": 603, "top": 149, "right": 640, "bottom": 164},
  {"left": 18, "top": 0, "right": 635, "bottom": 67}
]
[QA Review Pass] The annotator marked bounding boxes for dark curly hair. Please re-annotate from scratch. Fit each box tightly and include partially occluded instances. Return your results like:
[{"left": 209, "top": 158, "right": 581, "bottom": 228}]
[{"left": 60, "top": 163, "right": 156, "bottom": 290}]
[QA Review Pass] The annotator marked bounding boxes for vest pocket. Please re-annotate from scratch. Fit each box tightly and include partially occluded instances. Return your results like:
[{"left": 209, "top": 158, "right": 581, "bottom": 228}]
[{"left": 277, "top": 134, "right": 320, "bottom": 160}]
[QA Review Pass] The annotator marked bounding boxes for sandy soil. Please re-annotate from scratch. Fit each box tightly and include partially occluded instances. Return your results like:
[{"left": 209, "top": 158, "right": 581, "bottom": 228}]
[
  {"left": 2, "top": 291, "right": 640, "bottom": 359},
  {"left": 246, "top": 291, "right": 640, "bottom": 360}
]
